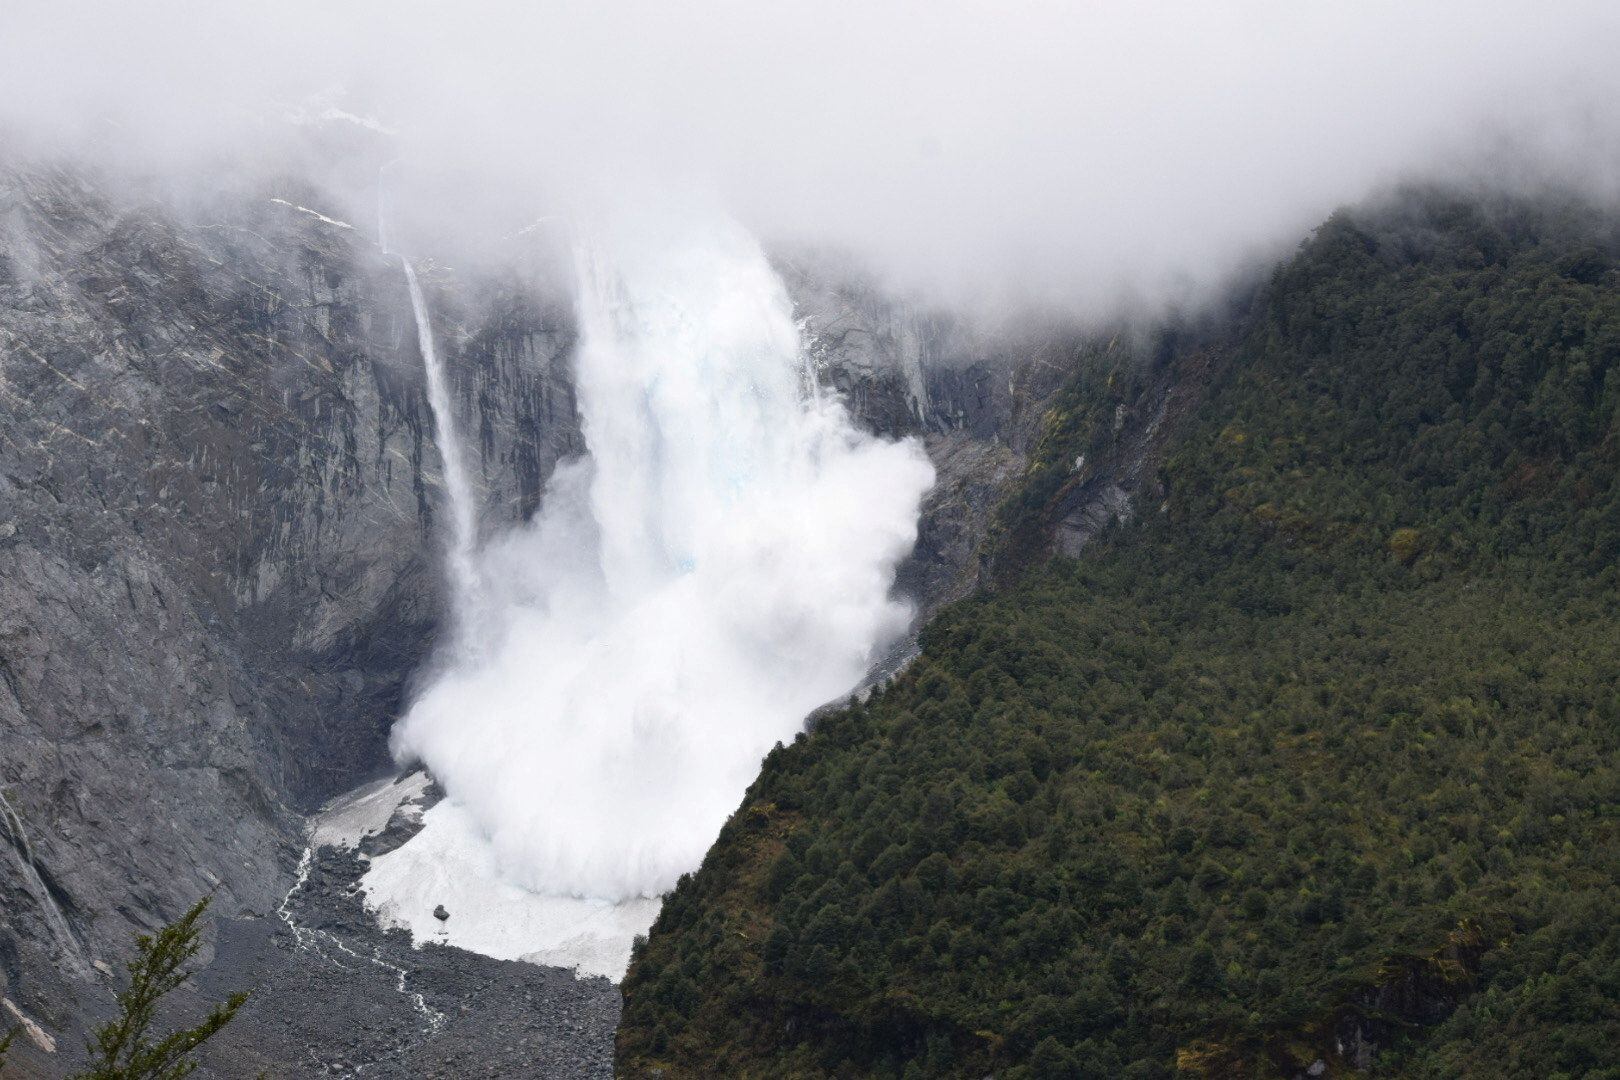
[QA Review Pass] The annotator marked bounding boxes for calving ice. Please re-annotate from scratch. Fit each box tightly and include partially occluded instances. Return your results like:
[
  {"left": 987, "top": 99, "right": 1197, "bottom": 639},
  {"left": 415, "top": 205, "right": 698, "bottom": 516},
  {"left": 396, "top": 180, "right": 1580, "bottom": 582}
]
[{"left": 366, "top": 213, "right": 934, "bottom": 978}]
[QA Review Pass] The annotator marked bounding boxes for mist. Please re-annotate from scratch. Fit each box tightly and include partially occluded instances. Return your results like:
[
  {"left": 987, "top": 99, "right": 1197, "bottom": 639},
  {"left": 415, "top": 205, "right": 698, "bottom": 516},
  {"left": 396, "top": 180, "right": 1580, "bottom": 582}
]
[{"left": 5, "top": 2, "right": 1619, "bottom": 313}]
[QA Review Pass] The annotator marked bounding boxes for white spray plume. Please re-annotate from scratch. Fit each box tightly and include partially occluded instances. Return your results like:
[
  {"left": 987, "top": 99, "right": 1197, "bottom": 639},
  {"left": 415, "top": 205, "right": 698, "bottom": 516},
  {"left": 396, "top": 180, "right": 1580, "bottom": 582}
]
[{"left": 389, "top": 213, "right": 933, "bottom": 901}]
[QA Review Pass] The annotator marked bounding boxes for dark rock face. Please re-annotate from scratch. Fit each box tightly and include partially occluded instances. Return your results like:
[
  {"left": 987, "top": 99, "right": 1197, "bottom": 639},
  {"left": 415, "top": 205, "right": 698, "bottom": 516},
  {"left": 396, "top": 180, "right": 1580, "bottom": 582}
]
[
  {"left": 0, "top": 163, "right": 579, "bottom": 1057},
  {"left": 0, "top": 161, "right": 1063, "bottom": 1074},
  {"left": 1048, "top": 345, "right": 1218, "bottom": 558}
]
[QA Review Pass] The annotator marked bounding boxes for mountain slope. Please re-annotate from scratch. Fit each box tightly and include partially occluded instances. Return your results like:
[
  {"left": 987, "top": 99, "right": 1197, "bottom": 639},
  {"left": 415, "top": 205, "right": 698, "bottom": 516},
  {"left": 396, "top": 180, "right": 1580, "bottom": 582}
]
[{"left": 616, "top": 190, "right": 1620, "bottom": 1079}]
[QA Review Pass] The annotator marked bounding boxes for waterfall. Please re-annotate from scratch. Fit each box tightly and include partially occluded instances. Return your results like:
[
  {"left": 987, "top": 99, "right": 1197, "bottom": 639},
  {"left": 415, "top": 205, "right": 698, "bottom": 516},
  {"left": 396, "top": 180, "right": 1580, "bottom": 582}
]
[
  {"left": 379, "top": 174, "right": 481, "bottom": 635},
  {"left": 0, "top": 790, "right": 88, "bottom": 975}
]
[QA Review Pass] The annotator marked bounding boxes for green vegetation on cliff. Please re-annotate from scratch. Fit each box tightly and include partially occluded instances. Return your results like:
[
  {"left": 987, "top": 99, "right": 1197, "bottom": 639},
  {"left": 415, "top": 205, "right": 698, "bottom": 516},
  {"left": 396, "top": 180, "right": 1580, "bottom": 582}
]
[{"left": 617, "top": 190, "right": 1620, "bottom": 1079}]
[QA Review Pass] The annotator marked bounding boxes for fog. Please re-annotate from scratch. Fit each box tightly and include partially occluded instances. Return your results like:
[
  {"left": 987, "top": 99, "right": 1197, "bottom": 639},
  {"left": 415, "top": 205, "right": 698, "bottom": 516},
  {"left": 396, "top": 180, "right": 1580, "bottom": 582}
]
[{"left": 4, "top": 2, "right": 1619, "bottom": 312}]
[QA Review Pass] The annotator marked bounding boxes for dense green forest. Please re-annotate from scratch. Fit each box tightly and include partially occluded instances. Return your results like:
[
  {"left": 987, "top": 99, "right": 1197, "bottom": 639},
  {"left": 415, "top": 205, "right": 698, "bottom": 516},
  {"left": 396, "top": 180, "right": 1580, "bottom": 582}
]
[{"left": 616, "top": 190, "right": 1620, "bottom": 1078}]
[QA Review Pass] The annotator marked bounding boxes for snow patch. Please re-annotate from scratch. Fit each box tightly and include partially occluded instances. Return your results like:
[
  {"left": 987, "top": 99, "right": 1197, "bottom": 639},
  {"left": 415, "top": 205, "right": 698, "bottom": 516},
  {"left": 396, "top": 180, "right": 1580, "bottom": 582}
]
[
  {"left": 311, "top": 107, "right": 398, "bottom": 135},
  {"left": 269, "top": 198, "right": 354, "bottom": 230}
]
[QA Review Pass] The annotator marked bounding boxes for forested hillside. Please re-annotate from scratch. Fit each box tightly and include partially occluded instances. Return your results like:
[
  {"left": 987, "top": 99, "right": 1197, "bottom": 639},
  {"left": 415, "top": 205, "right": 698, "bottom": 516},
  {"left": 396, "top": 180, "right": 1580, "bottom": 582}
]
[{"left": 616, "top": 190, "right": 1620, "bottom": 1079}]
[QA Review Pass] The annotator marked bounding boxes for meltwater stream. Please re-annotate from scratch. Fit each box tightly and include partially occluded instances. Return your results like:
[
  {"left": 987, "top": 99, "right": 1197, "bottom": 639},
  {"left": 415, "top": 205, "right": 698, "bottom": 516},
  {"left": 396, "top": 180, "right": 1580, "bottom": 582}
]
[
  {"left": 0, "top": 789, "right": 88, "bottom": 976},
  {"left": 364, "top": 214, "right": 933, "bottom": 979}
]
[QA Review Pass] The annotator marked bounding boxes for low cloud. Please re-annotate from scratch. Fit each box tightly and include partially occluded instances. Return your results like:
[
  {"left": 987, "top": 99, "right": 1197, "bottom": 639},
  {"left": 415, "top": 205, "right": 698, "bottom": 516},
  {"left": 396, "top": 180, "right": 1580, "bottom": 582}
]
[{"left": 4, "top": 2, "right": 1617, "bottom": 312}]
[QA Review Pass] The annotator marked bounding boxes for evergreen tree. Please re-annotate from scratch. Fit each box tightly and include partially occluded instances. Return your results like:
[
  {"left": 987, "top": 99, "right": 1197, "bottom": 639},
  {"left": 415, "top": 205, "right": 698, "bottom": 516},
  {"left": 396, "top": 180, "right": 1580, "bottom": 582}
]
[{"left": 75, "top": 897, "right": 247, "bottom": 1080}]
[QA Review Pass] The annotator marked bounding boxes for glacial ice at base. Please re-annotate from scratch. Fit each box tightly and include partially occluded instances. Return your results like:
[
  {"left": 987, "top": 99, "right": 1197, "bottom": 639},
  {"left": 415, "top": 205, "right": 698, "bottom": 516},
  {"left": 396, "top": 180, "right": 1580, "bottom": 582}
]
[
  {"left": 360, "top": 801, "right": 660, "bottom": 982},
  {"left": 311, "top": 771, "right": 431, "bottom": 850}
]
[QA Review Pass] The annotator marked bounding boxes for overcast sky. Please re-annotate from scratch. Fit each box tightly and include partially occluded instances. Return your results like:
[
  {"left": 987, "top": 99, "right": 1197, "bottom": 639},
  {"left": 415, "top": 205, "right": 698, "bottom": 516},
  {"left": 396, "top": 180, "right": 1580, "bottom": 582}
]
[{"left": 4, "top": 1, "right": 1618, "bottom": 312}]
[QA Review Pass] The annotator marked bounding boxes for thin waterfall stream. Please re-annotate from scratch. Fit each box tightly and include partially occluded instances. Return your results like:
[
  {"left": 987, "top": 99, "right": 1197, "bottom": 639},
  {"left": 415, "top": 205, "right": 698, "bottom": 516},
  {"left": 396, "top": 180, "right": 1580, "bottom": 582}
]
[
  {"left": 0, "top": 790, "right": 89, "bottom": 976},
  {"left": 379, "top": 176, "right": 482, "bottom": 634}
]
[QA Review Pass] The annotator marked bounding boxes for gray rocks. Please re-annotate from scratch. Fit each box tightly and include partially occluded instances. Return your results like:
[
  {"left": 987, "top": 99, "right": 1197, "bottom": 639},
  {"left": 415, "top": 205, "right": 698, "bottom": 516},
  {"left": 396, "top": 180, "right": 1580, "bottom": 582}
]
[
  {"left": 0, "top": 156, "right": 1081, "bottom": 1075},
  {"left": 1050, "top": 344, "right": 1217, "bottom": 558}
]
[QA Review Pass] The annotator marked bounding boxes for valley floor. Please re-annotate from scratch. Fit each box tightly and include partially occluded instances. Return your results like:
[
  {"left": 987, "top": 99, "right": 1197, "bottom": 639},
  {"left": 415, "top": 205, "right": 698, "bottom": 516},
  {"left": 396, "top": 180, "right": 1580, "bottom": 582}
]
[{"left": 192, "top": 844, "right": 620, "bottom": 1079}]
